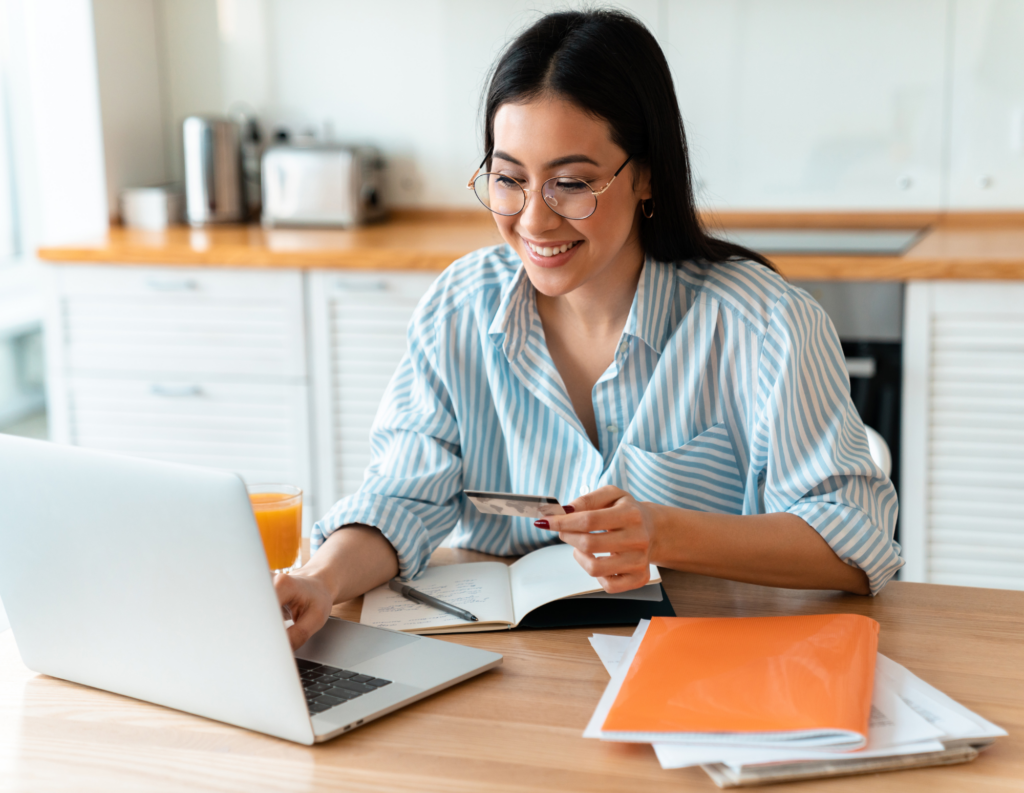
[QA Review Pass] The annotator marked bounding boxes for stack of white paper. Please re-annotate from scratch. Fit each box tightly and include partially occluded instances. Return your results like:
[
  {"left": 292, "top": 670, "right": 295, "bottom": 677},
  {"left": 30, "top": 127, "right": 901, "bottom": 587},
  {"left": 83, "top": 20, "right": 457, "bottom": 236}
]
[{"left": 586, "top": 622, "right": 1006, "bottom": 783}]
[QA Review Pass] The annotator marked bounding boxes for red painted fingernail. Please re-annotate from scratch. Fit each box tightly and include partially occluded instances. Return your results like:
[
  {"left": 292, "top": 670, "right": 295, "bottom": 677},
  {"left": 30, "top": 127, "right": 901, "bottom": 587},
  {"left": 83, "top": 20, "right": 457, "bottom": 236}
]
[
  {"left": 563, "top": 505, "right": 576, "bottom": 514},
  {"left": 534, "top": 519, "right": 550, "bottom": 529}
]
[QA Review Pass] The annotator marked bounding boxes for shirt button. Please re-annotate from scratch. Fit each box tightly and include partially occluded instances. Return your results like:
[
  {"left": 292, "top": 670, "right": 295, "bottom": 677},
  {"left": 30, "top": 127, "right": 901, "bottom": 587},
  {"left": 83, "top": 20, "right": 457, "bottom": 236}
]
[
  {"left": 579, "top": 486, "right": 590, "bottom": 495},
  {"left": 619, "top": 340, "right": 628, "bottom": 352},
  {"left": 606, "top": 424, "right": 618, "bottom": 433}
]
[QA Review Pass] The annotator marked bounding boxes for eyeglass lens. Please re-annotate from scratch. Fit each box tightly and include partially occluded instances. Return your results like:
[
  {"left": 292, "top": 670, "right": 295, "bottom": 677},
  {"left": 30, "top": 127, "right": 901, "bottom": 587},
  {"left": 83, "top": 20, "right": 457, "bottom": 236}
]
[{"left": 473, "top": 174, "right": 597, "bottom": 220}]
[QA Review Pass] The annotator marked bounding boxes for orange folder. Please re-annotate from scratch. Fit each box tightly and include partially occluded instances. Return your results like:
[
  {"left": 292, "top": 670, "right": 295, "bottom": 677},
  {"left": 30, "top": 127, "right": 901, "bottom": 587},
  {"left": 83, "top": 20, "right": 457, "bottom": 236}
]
[{"left": 603, "top": 614, "right": 878, "bottom": 739}]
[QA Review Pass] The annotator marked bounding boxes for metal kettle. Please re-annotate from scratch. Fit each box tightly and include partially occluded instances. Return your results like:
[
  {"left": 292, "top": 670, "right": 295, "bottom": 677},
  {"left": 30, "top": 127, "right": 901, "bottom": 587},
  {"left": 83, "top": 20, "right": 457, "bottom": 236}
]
[{"left": 182, "top": 116, "right": 246, "bottom": 226}]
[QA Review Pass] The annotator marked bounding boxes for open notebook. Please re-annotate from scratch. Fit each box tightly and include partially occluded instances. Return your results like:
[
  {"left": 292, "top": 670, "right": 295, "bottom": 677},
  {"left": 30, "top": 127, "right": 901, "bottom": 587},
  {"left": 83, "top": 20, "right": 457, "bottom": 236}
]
[{"left": 360, "top": 543, "right": 662, "bottom": 634}]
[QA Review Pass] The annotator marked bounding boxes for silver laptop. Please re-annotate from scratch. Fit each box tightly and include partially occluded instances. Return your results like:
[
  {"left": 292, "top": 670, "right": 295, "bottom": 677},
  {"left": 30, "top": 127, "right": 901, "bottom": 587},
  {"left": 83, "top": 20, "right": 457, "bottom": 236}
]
[{"left": 0, "top": 435, "right": 501, "bottom": 744}]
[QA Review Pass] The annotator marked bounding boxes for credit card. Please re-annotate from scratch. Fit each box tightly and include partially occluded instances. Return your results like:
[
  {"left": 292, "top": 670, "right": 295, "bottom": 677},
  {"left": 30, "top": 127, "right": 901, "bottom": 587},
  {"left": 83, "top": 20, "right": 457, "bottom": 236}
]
[{"left": 464, "top": 490, "right": 566, "bottom": 518}]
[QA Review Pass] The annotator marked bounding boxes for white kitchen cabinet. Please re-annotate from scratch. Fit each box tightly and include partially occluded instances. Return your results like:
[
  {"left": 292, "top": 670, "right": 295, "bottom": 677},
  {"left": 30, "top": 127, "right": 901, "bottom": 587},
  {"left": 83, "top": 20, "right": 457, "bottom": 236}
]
[
  {"left": 665, "top": 0, "right": 949, "bottom": 210},
  {"left": 53, "top": 266, "right": 306, "bottom": 379},
  {"left": 901, "top": 281, "right": 1024, "bottom": 589},
  {"left": 45, "top": 265, "right": 317, "bottom": 528},
  {"left": 66, "top": 377, "right": 311, "bottom": 487},
  {"left": 947, "top": 0, "right": 1024, "bottom": 208},
  {"left": 307, "top": 271, "right": 437, "bottom": 512}
]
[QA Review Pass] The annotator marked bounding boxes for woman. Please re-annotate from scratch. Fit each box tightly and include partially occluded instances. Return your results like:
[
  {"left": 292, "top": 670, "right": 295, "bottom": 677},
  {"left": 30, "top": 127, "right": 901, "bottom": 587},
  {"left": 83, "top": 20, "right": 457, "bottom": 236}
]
[{"left": 277, "top": 9, "right": 901, "bottom": 649}]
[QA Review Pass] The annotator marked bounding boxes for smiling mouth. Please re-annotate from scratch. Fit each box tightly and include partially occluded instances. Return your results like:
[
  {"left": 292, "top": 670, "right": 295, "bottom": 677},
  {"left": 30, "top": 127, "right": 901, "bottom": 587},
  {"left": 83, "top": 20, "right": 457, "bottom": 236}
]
[{"left": 525, "top": 240, "right": 582, "bottom": 258}]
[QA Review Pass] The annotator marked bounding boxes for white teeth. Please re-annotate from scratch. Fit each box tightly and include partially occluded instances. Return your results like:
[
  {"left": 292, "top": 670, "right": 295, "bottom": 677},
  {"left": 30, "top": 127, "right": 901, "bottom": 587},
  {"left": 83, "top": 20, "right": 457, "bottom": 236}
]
[{"left": 528, "top": 240, "right": 579, "bottom": 258}]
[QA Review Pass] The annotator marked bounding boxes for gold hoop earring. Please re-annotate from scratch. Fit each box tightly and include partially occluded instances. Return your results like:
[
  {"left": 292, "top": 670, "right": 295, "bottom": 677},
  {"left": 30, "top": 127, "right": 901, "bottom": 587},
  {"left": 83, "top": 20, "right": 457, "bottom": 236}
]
[{"left": 642, "top": 199, "right": 655, "bottom": 219}]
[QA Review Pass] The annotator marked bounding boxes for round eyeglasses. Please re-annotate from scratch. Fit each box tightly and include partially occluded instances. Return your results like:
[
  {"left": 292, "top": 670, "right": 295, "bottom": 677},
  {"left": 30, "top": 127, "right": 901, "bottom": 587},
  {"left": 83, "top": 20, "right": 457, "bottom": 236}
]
[{"left": 466, "top": 154, "right": 632, "bottom": 220}]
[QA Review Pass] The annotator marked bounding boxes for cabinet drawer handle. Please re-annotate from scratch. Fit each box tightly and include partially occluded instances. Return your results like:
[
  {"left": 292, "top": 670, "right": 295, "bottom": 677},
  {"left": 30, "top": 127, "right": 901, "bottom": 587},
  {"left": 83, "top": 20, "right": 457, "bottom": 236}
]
[
  {"left": 333, "top": 279, "right": 388, "bottom": 293},
  {"left": 150, "top": 384, "right": 203, "bottom": 397},
  {"left": 845, "top": 357, "right": 876, "bottom": 379},
  {"left": 146, "top": 278, "right": 200, "bottom": 291}
]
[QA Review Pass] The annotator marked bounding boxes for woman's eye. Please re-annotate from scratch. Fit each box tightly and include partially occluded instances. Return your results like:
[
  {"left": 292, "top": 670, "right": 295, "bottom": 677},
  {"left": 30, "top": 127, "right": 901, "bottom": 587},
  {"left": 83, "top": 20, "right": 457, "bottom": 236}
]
[
  {"left": 553, "top": 179, "right": 590, "bottom": 193},
  {"left": 493, "top": 175, "right": 520, "bottom": 189}
]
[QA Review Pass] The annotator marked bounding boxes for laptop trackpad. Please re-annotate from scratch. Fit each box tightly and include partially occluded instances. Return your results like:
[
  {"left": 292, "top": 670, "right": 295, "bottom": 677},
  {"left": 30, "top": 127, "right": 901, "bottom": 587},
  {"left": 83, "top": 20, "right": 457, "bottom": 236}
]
[{"left": 295, "top": 617, "right": 418, "bottom": 669}]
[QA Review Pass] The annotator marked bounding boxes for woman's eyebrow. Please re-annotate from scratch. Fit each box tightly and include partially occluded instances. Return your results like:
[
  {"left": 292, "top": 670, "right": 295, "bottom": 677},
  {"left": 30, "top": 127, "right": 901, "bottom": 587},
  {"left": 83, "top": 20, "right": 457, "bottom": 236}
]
[
  {"left": 491, "top": 150, "right": 523, "bottom": 166},
  {"left": 546, "top": 154, "right": 600, "bottom": 167},
  {"left": 492, "top": 150, "right": 600, "bottom": 168}
]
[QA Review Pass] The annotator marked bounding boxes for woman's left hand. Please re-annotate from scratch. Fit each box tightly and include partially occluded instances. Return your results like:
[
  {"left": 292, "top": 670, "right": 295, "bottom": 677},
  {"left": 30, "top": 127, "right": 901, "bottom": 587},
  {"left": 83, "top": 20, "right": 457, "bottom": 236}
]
[{"left": 536, "top": 485, "right": 659, "bottom": 593}]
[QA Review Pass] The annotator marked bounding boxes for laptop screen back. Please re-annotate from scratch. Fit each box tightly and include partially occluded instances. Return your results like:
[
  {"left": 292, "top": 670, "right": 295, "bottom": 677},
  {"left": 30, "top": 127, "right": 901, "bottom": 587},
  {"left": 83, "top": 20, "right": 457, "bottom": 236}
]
[{"left": 0, "top": 436, "right": 315, "bottom": 744}]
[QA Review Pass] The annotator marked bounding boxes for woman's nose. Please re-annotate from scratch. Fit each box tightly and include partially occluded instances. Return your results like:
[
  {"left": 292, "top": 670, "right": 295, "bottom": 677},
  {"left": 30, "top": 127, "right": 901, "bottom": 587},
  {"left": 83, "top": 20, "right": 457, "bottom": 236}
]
[{"left": 517, "top": 188, "right": 561, "bottom": 237}]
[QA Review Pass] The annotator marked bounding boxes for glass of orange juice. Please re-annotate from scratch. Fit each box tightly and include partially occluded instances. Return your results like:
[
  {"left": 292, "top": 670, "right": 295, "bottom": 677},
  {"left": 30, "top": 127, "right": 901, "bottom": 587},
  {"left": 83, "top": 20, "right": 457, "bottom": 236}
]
[{"left": 247, "top": 484, "right": 303, "bottom": 574}]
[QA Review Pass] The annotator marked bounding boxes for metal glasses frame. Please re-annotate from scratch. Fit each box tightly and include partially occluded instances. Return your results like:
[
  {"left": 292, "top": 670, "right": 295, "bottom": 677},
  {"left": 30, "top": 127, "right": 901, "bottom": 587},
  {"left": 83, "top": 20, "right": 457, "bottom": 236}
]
[{"left": 466, "top": 153, "right": 633, "bottom": 220}]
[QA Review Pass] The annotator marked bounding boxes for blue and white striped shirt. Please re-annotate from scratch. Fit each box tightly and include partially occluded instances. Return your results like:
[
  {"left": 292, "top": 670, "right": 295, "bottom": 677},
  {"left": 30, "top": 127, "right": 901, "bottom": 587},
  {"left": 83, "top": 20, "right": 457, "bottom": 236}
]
[{"left": 313, "top": 246, "right": 902, "bottom": 594}]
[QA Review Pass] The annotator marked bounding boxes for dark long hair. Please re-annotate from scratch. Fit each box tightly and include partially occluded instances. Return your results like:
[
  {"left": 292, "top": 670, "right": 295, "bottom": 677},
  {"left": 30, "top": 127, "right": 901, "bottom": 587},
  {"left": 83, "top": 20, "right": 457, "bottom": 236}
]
[{"left": 483, "top": 8, "right": 774, "bottom": 270}]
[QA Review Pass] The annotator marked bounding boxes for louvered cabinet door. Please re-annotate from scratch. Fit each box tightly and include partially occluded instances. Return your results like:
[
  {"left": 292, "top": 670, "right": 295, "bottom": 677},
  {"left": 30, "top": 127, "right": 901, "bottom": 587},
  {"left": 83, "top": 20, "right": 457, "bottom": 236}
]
[
  {"left": 68, "top": 377, "right": 312, "bottom": 491},
  {"left": 45, "top": 265, "right": 316, "bottom": 528},
  {"left": 902, "top": 281, "right": 1024, "bottom": 589},
  {"left": 308, "top": 272, "right": 437, "bottom": 510},
  {"left": 54, "top": 266, "right": 306, "bottom": 379}
]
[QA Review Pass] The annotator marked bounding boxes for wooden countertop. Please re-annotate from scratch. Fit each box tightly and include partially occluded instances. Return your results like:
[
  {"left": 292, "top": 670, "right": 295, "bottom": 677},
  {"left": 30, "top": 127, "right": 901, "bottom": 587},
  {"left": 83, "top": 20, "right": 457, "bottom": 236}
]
[
  {"left": 37, "top": 211, "right": 505, "bottom": 272},
  {"left": 36, "top": 210, "right": 1024, "bottom": 281},
  {"left": 1, "top": 547, "right": 1021, "bottom": 792}
]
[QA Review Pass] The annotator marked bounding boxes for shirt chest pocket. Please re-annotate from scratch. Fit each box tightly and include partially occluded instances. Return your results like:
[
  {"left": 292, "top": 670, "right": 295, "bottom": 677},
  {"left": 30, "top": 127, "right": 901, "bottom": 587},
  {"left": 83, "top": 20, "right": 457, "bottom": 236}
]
[{"left": 619, "top": 423, "right": 745, "bottom": 513}]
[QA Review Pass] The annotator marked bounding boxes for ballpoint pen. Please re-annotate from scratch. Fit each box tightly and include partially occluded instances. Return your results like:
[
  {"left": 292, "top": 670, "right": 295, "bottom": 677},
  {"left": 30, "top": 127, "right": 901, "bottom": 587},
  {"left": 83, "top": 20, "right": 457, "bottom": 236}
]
[{"left": 388, "top": 579, "right": 479, "bottom": 622}]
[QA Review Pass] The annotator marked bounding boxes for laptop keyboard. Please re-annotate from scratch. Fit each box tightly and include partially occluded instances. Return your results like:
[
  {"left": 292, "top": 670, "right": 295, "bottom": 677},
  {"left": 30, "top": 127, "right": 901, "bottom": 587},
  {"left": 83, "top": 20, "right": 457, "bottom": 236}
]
[{"left": 297, "top": 658, "right": 392, "bottom": 714}]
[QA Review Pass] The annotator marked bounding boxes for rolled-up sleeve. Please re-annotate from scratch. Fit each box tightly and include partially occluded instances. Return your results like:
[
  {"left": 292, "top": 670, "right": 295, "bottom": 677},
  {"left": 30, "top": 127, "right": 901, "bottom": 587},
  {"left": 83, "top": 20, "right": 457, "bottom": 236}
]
[
  {"left": 754, "top": 290, "right": 903, "bottom": 594},
  {"left": 311, "top": 317, "right": 463, "bottom": 580}
]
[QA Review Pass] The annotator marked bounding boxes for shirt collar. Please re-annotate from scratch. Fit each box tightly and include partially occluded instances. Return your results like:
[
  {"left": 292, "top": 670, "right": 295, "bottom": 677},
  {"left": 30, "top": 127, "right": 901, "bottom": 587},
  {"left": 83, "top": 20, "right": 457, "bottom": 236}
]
[
  {"left": 487, "top": 258, "right": 534, "bottom": 361},
  {"left": 623, "top": 257, "right": 677, "bottom": 355},
  {"left": 488, "top": 255, "right": 677, "bottom": 360}
]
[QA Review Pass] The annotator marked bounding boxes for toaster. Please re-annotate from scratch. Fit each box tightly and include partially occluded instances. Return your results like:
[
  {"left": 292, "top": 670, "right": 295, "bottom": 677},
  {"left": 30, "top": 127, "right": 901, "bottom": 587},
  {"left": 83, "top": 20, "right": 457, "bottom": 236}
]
[{"left": 261, "top": 144, "right": 387, "bottom": 228}]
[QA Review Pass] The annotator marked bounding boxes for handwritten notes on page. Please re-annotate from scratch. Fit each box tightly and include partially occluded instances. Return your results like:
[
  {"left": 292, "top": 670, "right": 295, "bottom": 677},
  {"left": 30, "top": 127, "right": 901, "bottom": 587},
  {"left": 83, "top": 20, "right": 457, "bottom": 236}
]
[{"left": 361, "top": 562, "right": 515, "bottom": 632}]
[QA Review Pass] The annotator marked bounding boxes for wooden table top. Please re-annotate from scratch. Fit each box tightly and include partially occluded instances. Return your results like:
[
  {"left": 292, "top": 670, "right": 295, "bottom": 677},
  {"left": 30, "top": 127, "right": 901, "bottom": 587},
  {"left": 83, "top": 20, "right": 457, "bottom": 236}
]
[
  {"left": 1, "top": 548, "right": 1021, "bottom": 793},
  {"left": 36, "top": 210, "right": 1024, "bottom": 281}
]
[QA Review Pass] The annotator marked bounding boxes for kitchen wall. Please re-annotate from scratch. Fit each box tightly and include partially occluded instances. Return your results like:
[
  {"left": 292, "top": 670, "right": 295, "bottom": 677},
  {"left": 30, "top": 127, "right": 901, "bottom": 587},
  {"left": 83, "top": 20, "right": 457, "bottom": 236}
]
[{"left": 92, "top": 0, "right": 1024, "bottom": 214}]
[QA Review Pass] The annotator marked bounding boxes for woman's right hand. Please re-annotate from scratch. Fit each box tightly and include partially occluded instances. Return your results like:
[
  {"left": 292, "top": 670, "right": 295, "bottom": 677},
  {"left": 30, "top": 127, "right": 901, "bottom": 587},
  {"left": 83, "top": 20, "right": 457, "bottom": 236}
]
[
  {"left": 272, "top": 523, "right": 401, "bottom": 651},
  {"left": 274, "top": 571, "right": 334, "bottom": 650}
]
